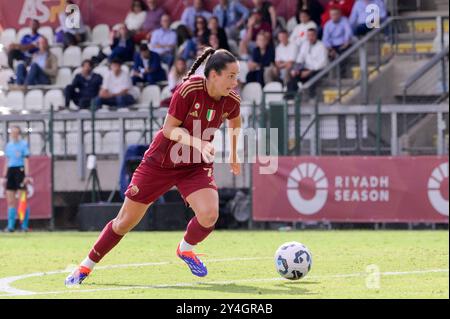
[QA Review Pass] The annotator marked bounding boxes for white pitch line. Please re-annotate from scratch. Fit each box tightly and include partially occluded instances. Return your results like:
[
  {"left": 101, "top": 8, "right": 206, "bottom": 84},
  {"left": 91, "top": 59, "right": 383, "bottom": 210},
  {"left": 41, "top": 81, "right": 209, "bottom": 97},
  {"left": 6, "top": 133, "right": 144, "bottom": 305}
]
[
  {"left": 1, "top": 266, "right": 448, "bottom": 298},
  {"left": 0, "top": 257, "right": 271, "bottom": 297}
]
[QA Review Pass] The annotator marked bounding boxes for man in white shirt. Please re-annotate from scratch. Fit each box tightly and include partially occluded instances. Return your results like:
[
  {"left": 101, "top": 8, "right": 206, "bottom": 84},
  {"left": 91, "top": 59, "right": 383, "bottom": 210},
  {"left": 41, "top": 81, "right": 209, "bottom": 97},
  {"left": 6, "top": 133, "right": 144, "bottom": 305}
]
[
  {"left": 95, "top": 59, "right": 137, "bottom": 109},
  {"left": 287, "top": 28, "right": 329, "bottom": 94},
  {"left": 265, "top": 29, "right": 297, "bottom": 85}
]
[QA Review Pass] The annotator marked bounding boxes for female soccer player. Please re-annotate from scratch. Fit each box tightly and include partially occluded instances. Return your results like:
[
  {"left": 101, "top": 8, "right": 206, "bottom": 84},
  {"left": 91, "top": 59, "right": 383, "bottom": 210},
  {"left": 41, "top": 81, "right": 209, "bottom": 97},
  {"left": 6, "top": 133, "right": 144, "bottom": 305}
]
[{"left": 65, "top": 48, "right": 242, "bottom": 285}]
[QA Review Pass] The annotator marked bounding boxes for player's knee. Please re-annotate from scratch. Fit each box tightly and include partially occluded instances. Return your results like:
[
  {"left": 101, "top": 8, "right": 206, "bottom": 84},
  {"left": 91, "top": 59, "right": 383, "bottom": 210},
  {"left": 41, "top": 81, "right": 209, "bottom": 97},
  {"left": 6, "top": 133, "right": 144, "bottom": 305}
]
[
  {"left": 197, "top": 207, "right": 219, "bottom": 228},
  {"left": 112, "top": 216, "right": 133, "bottom": 235}
]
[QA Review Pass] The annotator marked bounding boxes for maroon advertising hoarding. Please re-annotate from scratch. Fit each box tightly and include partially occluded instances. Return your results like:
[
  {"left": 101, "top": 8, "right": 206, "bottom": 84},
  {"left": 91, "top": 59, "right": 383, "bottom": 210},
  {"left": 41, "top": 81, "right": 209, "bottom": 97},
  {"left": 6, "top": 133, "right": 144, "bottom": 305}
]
[{"left": 253, "top": 156, "right": 449, "bottom": 223}]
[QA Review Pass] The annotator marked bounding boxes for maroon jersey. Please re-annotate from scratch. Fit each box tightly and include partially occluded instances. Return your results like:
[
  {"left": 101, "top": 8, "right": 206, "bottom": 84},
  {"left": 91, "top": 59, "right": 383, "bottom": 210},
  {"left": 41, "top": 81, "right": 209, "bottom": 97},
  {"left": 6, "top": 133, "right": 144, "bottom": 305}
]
[{"left": 145, "top": 76, "right": 241, "bottom": 168}]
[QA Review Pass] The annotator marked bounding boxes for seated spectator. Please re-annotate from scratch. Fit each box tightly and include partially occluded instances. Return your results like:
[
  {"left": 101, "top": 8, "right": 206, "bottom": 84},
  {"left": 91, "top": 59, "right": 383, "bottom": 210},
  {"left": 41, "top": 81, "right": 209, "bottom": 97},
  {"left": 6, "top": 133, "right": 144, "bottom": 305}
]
[
  {"left": 349, "top": 0, "right": 387, "bottom": 36},
  {"left": 95, "top": 59, "right": 137, "bottom": 109},
  {"left": 287, "top": 28, "right": 328, "bottom": 93},
  {"left": 265, "top": 29, "right": 297, "bottom": 85},
  {"left": 150, "top": 14, "right": 177, "bottom": 67},
  {"left": 193, "top": 16, "right": 211, "bottom": 50},
  {"left": 322, "top": 7, "right": 353, "bottom": 60},
  {"left": 289, "top": 10, "right": 317, "bottom": 49},
  {"left": 175, "top": 25, "right": 197, "bottom": 65},
  {"left": 57, "top": 0, "right": 88, "bottom": 48},
  {"left": 246, "top": 32, "right": 275, "bottom": 86},
  {"left": 137, "top": 0, "right": 165, "bottom": 41},
  {"left": 297, "top": 0, "right": 324, "bottom": 27},
  {"left": 7, "top": 19, "right": 41, "bottom": 69},
  {"left": 65, "top": 60, "right": 103, "bottom": 110},
  {"left": 109, "top": 24, "right": 135, "bottom": 62},
  {"left": 252, "top": 0, "right": 277, "bottom": 31},
  {"left": 208, "top": 16, "right": 230, "bottom": 51},
  {"left": 208, "top": 34, "right": 221, "bottom": 50},
  {"left": 213, "top": 0, "right": 250, "bottom": 39},
  {"left": 181, "top": 0, "right": 213, "bottom": 32},
  {"left": 125, "top": 0, "right": 148, "bottom": 34},
  {"left": 15, "top": 37, "right": 57, "bottom": 86},
  {"left": 168, "top": 57, "right": 188, "bottom": 90},
  {"left": 131, "top": 44, "right": 167, "bottom": 85},
  {"left": 321, "top": 0, "right": 355, "bottom": 27},
  {"left": 239, "top": 10, "right": 272, "bottom": 58}
]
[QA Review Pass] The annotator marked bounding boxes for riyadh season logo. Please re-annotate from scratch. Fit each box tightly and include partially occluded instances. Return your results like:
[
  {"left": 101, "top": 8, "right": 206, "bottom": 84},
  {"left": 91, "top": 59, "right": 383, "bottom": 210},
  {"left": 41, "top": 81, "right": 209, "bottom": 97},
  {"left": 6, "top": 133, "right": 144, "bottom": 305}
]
[{"left": 427, "top": 162, "right": 449, "bottom": 216}]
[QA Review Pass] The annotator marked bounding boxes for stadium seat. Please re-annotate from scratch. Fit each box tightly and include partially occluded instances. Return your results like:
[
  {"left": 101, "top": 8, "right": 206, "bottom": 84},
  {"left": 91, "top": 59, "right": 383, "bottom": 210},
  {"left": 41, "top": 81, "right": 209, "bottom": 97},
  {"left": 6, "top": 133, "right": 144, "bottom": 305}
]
[
  {"left": 170, "top": 20, "right": 182, "bottom": 30},
  {"left": 16, "top": 27, "right": 31, "bottom": 42},
  {"left": 93, "top": 65, "right": 109, "bottom": 78},
  {"left": 50, "top": 46, "right": 63, "bottom": 67},
  {"left": 91, "top": 24, "right": 110, "bottom": 45},
  {"left": 82, "top": 46, "right": 100, "bottom": 61},
  {"left": 0, "top": 68, "right": 14, "bottom": 86},
  {"left": 24, "top": 89, "right": 44, "bottom": 112},
  {"left": 263, "top": 82, "right": 284, "bottom": 105},
  {"left": 56, "top": 68, "right": 72, "bottom": 86},
  {"left": 63, "top": 46, "right": 82, "bottom": 67},
  {"left": 29, "top": 133, "right": 44, "bottom": 155},
  {"left": 5, "top": 90, "right": 24, "bottom": 112},
  {"left": 345, "top": 115, "right": 368, "bottom": 139},
  {"left": 38, "top": 26, "right": 54, "bottom": 45},
  {"left": 44, "top": 89, "right": 64, "bottom": 110},
  {"left": 241, "top": 82, "right": 263, "bottom": 106},
  {"left": 0, "top": 50, "right": 8, "bottom": 67},
  {"left": 125, "top": 131, "right": 144, "bottom": 146},
  {"left": 161, "top": 85, "right": 171, "bottom": 100},
  {"left": 287, "top": 17, "right": 298, "bottom": 33},
  {"left": 102, "top": 131, "right": 121, "bottom": 154},
  {"left": 84, "top": 132, "right": 103, "bottom": 154},
  {"left": 1, "top": 28, "right": 16, "bottom": 48},
  {"left": 319, "top": 116, "right": 339, "bottom": 140},
  {"left": 72, "top": 66, "right": 83, "bottom": 77},
  {"left": 66, "top": 132, "right": 79, "bottom": 155},
  {"left": 238, "top": 61, "right": 248, "bottom": 83},
  {"left": 140, "top": 85, "right": 161, "bottom": 108},
  {"left": 228, "top": 39, "right": 239, "bottom": 55}
]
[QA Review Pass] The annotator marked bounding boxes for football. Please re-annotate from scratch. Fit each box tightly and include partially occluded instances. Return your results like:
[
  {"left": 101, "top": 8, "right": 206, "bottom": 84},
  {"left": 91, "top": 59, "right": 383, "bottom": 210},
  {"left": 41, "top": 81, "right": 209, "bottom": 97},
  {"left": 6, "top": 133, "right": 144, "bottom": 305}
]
[{"left": 275, "top": 242, "right": 312, "bottom": 280}]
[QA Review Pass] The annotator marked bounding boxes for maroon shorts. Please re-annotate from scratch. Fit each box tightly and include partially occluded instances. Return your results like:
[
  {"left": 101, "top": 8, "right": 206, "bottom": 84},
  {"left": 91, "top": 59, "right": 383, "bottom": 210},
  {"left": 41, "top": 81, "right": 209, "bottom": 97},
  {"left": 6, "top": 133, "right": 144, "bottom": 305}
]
[{"left": 124, "top": 158, "right": 218, "bottom": 205}]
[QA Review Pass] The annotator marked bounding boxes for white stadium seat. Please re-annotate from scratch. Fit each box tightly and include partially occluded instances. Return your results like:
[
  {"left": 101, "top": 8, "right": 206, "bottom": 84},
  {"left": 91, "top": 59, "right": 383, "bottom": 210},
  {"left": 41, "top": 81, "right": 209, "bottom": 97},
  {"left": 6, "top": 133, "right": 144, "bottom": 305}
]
[
  {"left": 125, "top": 131, "right": 144, "bottom": 146},
  {"left": 263, "top": 82, "right": 284, "bottom": 105},
  {"left": 56, "top": 68, "right": 72, "bottom": 86},
  {"left": 38, "top": 26, "right": 54, "bottom": 45},
  {"left": 44, "top": 89, "right": 64, "bottom": 110},
  {"left": 29, "top": 133, "right": 44, "bottom": 155},
  {"left": 140, "top": 85, "right": 161, "bottom": 108},
  {"left": 241, "top": 82, "right": 263, "bottom": 105},
  {"left": 101, "top": 132, "right": 121, "bottom": 154},
  {"left": 0, "top": 68, "right": 14, "bottom": 86},
  {"left": 287, "top": 17, "right": 298, "bottom": 34},
  {"left": 93, "top": 65, "right": 109, "bottom": 78},
  {"left": 0, "top": 50, "right": 8, "bottom": 67},
  {"left": 25, "top": 89, "right": 44, "bottom": 112},
  {"left": 50, "top": 47, "right": 63, "bottom": 67},
  {"left": 5, "top": 90, "right": 24, "bottom": 112},
  {"left": 1, "top": 28, "right": 16, "bottom": 48},
  {"left": 92, "top": 24, "right": 110, "bottom": 45},
  {"left": 161, "top": 85, "right": 171, "bottom": 100},
  {"left": 16, "top": 27, "right": 31, "bottom": 42},
  {"left": 63, "top": 46, "right": 82, "bottom": 67},
  {"left": 82, "top": 46, "right": 100, "bottom": 61},
  {"left": 238, "top": 60, "right": 248, "bottom": 83}
]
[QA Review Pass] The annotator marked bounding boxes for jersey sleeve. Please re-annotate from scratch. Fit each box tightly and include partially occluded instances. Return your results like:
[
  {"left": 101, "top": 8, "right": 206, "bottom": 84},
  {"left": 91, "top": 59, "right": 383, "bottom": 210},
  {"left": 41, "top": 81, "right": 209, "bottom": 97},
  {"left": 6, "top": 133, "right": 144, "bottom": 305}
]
[
  {"left": 227, "top": 99, "right": 241, "bottom": 120},
  {"left": 22, "top": 142, "right": 30, "bottom": 157},
  {"left": 168, "top": 89, "right": 191, "bottom": 122}
]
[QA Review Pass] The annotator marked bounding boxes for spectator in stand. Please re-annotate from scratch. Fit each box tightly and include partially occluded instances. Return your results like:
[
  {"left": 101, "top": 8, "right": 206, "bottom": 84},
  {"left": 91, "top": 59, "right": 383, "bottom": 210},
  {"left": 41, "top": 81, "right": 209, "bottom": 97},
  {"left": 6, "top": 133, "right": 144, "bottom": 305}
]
[
  {"left": 296, "top": 0, "right": 324, "bottom": 28},
  {"left": 321, "top": 0, "right": 355, "bottom": 27},
  {"left": 95, "top": 59, "right": 137, "bottom": 109},
  {"left": 109, "top": 24, "right": 135, "bottom": 63},
  {"left": 168, "top": 57, "right": 188, "bottom": 90},
  {"left": 265, "top": 29, "right": 297, "bottom": 85},
  {"left": 175, "top": 25, "right": 197, "bottom": 65},
  {"left": 193, "top": 16, "right": 211, "bottom": 50},
  {"left": 181, "top": 0, "right": 213, "bottom": 32},
  {"left": 239, "top": 10, "right": 272, "bottom": 58},
  {"left": 246, "top": 31, "right": 275, "bottom": 86},
  {"left": 322, "top": 7, "right": 353, "bottom": 60},
  {"left": 289, "top": 10, "right": 317, "bottom": 49},
  {"left": 125, "top": 0, "right": 148, "bottom": 35},
  {"left": 15, "top": 37, "right": 57, "bottom": 86},
  {"left": 141, "top": 0, "right": 165, "bottom": 38},
  {"left": 349, "top": 0, "right": 387, "bottom": 36},
  {"left": 7, "top": 19, "right": 41, "bottom": 69},
  {"left": 57, "top": 0, "right": 88, "bottom": 48},
  {"left": 208, "top": 34, "right": 221, "bottom": 50},
  {"left": 252, "top": 0, "right": 277, "bottom": 32},
  {"left": 131, "top": 44, "right": 167, "bottom": 85},
  {"left": 150, "top": 14, "right": 177, "bottom": 67},
  {"left": 287, "top": 28, "right": 328, "bottom": 93},
  {"left": 208, "top": 16, "right": 230, "bottom": 51},
  {"left": 65, "top": 60, "right": 103, "bottom": 110},
  {"left": 213, "top": 0, "right": 250, "bottom": 39}
]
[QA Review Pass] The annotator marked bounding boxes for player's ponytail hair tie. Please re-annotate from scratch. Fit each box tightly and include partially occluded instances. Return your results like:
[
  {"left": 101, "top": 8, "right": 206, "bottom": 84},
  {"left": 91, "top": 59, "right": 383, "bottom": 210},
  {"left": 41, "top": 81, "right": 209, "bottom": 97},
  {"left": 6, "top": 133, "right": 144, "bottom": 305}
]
[{"left": 183, "top": 47, "right": 237, "bottom": 82}]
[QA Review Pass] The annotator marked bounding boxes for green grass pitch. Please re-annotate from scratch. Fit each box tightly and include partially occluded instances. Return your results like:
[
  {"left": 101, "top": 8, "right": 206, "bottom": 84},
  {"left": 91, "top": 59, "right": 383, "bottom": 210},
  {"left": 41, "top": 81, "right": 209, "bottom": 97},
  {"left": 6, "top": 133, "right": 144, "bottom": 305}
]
[{"left": 0, "top": 230, "right": 448, "bottom": 299}]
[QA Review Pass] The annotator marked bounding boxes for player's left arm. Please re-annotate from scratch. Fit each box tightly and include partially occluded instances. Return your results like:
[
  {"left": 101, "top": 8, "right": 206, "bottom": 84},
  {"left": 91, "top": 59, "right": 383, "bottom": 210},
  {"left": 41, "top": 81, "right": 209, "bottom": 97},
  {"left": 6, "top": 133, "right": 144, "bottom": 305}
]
[{"left": 227, "top": 115, "right": 241, "bottom": 176}]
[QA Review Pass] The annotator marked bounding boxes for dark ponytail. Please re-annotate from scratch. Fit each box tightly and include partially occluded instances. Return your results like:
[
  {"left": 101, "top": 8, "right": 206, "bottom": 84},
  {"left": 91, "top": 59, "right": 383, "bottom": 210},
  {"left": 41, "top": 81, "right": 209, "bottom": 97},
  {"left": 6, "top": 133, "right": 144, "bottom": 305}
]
[
  {"left": 183, "top": 47, "right": 215, "bottom": 82},
  {"left": 183, "top": 47, "right": 237, "bottom": 82}
]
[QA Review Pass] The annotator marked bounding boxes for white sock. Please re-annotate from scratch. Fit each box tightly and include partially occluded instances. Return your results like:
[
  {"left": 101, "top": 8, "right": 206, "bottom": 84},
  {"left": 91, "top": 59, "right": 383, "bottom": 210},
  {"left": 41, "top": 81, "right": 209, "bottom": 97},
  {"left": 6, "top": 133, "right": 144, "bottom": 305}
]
[
  {"left": 80, "top": 257, "right": 96, "bottom": 271},
  {"left": 179, "top": 239, "right": 195, "bottom": 252}
]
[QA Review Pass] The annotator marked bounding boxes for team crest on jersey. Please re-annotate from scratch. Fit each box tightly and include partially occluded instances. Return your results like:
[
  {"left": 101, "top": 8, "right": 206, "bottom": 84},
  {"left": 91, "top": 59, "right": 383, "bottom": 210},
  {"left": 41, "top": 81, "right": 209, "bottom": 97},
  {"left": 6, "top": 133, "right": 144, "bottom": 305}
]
[
  {"left": 189, "top": 111, "right": 199, "bottom": 118},
  {"left": 206, "top": 109, "right": 216, "bottom": 122},
  {"left": 194, "top": 103, "right": 201, "bottom": 110}
]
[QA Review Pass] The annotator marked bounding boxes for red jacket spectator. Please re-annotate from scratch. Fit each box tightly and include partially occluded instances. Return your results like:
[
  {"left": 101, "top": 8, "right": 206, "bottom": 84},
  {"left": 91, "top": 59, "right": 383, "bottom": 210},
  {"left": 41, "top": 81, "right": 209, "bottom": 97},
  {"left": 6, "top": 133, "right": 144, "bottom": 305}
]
[{"left": 321, "top": 0, "right": 355, "bottom": 27}]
